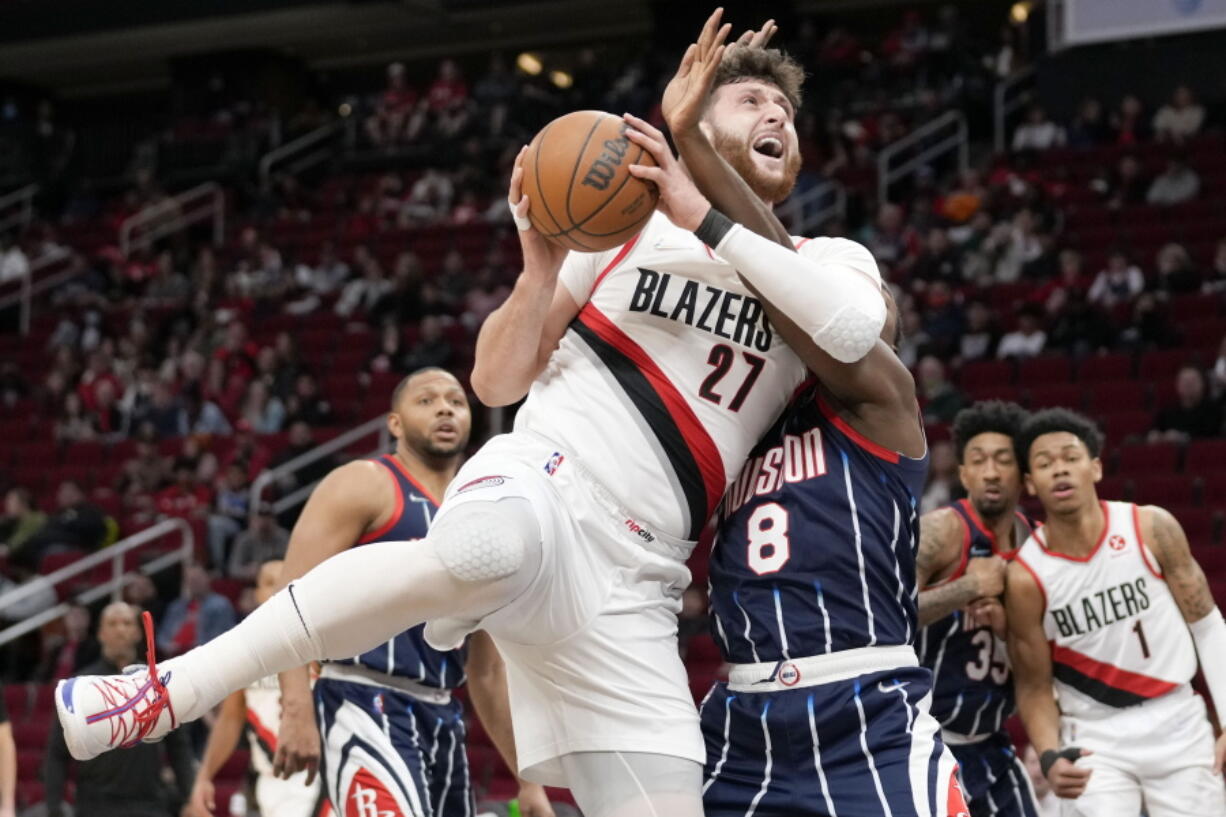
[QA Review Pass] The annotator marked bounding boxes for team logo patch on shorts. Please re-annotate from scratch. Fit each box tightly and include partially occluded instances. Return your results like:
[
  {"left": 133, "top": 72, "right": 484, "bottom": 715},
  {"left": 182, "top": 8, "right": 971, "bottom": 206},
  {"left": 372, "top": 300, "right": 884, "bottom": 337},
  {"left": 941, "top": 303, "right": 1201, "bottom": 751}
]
[
  {"left": 948, "top": 769, "right": 970, "bottom": 817},
  {"left": 345, "top": 768, "right": 401, "bottom": 817},
  {"left": 456, "top": 475, "right": 509, "bottom": 493},
  {"left": 777, "top": 662, "right": 801, "bottom": 686},
  {"left": 544, "top": 452, "right": 565, "bottom": 476}
]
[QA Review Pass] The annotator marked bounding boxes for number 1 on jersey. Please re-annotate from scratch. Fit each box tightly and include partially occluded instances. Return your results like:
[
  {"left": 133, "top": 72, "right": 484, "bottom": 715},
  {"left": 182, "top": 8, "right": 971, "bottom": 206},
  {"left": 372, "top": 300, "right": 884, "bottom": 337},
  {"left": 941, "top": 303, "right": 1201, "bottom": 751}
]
[
  {"left": 1132, "top": 619, "right": 1151, "bottom": 659},
  {"left": 747, "top": 502, "right": 791, "bottom": 574}
]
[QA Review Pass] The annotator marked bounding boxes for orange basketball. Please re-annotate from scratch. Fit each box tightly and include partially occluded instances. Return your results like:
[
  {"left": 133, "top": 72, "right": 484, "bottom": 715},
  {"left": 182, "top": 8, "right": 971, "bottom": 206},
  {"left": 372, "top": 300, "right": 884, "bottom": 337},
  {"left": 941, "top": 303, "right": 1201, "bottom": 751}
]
[{"left": 521, "top": 110, "right": 659, "bottom": 253}]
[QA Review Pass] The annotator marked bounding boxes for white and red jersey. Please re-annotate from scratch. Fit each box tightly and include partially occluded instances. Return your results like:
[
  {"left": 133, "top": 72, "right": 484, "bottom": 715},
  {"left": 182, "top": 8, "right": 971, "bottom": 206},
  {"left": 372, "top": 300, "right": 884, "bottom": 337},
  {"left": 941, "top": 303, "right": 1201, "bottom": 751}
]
[
  {"left": 244, "top": 675, "right": 285, "bottom": 777},
  {"left": 1015, "top": 501, "right": 1196, "bottom": 719},
  {"left": 514, "top": 212, "right": 880, "bottom": 541}
]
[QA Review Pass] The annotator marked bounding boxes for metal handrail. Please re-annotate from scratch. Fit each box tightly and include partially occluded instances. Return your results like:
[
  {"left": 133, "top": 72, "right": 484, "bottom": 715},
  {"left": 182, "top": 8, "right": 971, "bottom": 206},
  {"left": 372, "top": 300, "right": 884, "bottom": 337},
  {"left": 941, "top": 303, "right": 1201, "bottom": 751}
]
[
  {"left": 119, "top": 182, "right": 224, "bottom": 257},
  {"left": 258, "top": 120, "right": 345, "bottom": 187},
  {"left": 0, "top": 518, "right": 194, "bottom": 647},
  {"left": 877, "top": 111, "right": 968, "bottom": 204},
  {"left": 994, "top": 66, "right": 1037, "bottom": 153},
  {"left": 0, "top": 184, "right": 38, "bottom": 235},
  {"left": 0, "top": 246, "right": 74, "bottom": 335},
  {"left": 248, "top": 415, "right": 392, "bottom": 522}
]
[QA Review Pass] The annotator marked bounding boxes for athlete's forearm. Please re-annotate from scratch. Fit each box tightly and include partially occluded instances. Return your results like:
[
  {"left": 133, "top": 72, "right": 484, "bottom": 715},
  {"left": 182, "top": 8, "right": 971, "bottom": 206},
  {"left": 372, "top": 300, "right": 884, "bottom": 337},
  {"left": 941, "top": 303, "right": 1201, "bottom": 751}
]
[
  {"left": 466, "top": 657, "right": 520, "bottom": 774},
  {"left": 198, "top": 691, "right": 247, "bottom": 781},
  {"left": 277, "top": 665, "right": 314, "bottom": 715},
  {"left": 673, "top": 130, "right": 792, "bottom": 247},
  {"left": 917, "top": 576, "right": 981, "bottom": 627},
  {"left": 1015, "top": 680, "right": 1062, "bottom": 754},
  {"left": 472, "top": 273, "right": 557, "bottom": 406}
]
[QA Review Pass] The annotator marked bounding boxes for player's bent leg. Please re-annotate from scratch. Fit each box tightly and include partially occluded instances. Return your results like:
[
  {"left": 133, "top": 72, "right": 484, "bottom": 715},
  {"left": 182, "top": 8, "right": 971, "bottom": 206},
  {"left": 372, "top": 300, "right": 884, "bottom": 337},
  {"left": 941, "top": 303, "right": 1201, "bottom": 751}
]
[
  {"left": 56, "top": 497, "right": 543, "bottom": 761},
  {"left": 559, "top": 751, "right": 704, "bottom": 817},
  {"left": 949, "top": 735, "right": 1039, "bottom": 817},
  {"left": 1059, "top": 760, "right": 1141, "bottom": 817},
  {"left": 417, "top": 698, "right": 473, "bottom": 817}
]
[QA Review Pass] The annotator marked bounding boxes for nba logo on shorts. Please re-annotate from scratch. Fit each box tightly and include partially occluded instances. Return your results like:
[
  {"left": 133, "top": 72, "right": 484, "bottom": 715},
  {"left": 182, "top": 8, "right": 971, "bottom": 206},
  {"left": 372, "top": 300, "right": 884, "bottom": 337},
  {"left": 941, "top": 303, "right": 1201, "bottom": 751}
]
[
  {"left": 372, "top": 693, "right": 384, "bottom": 714},
  {"left": 778, "top": 662, "right": 801, "bottom": 686},
  {"left": 544, "top": 451, "right": 565, "bottom": 476}
]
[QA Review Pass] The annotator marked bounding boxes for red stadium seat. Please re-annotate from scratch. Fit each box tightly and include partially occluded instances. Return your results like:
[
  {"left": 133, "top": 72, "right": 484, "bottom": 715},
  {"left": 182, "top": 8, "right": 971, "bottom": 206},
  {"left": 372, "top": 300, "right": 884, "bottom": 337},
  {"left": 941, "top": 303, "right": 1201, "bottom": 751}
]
[
  {"left": 1130, "top": 475, "right": 1197, "bottom": 507},
  {"left": 1169, "top": 507, "right": 1218, "bottom": 546},
  {"left": 958, "top": 359, "right": 1014, "bottom": 390},
  {"left": 4, "top": 685, "right": 26, "bottom": 722},
  {"left": 1114, "top": 442, "right": 1180, "bottom": 476},
  {"left": 1138, "top": 349, "right": 1199, "bottom": 382},
  {"left": 1018, "top": 356, "right": 1074, "bottom": 384},
  {"left": 1083, "top": 380, "right": 1146, "bottom": 413},
  {"left": 1186, "top": 439, "right": 1226, "bottom": 474},
  {"left": 1096, "top": 410, "right": 1151, "bottom": 443},
  {"left": 1025, "top": 384, "right": 1083, "bottom": 410}
]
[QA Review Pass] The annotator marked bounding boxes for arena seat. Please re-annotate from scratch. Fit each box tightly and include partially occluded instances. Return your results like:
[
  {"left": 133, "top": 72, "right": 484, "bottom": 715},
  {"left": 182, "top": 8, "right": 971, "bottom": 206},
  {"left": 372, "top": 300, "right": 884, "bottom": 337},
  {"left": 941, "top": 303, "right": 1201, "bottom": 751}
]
[
  {"left": 1186, "top": 439, "right": 1226, "bottom": 473},
  {"left": 1115, "top": 442, "right": 1180, "bottom": 475}
]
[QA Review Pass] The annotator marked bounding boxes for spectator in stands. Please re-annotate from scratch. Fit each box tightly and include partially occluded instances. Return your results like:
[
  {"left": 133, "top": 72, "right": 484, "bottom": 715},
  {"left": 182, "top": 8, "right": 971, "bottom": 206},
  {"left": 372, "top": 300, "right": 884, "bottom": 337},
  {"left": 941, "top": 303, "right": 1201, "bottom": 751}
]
[
  {"left": 1153, "top": 85, "right": 1205, "bottom": 144},
  {"left": 918, "top": 355, "right": 966, "bottom": 423},
  {"left": 0, "top": 487, "right": 46, "bottom": 562},
  {"left": 401, "top": 168, "right": 455, "bottom": 227},
  {"left": 156, "top": 458, "right": 212, "bottom": 523},
  {"left": 957, "top": 301, "right": 999, "bottom": 362},
  {"left": 1047, "top": 291, "right": 1116, "bottom": 356},
  {"left": 1012, "top": 105, "right": 1065, "bottom": 152},
  {"left": 1066, "top": 97, "right": 1110, "bottom": 148},
  {"left": 121, "top": 573, "right": 166, "bottom": 624},
  {"left": 911, "top": 228, "right": 961, "bottom": 287},
  {"left": 213, "top": 321, "right": 257, "bottom": 382},
  {"left": 158, "top": 564, "right": 237, "bottom": 657},
  {"left": 37, "top": 603, "right": 98, "bottom": 681},
  {"left": 365, "top": 62, "right": 421, "bottom": 148},
  {"left": 1121, "top": 292, "right": 1179, "bottom": 350},
  {"left": 1088, "top": 250, "right": 1145, "bottom": 308},
  {"left": 227, "top": 503, "right": 290, "bottom": 582},
  {"left": 1146, "top": 154, "right": 1201, "bottom": 206},
  {"left": 207, "top": 462, "right": 251, "bottom": 571},
  {"left": 920, "top": 440, "right": 959, "bottom": 513},
  {"left": 1211, "top": 335, "right": 1226, "bottom": 400},
  {"left": 0, "top": 681, "right": 12, "bottom": 817},
  {"left": 1110, "top": 94, "right": 1151, "bottom": 145},
  {"left": 1095, "top": 153, "right": 1148, "bottom": 209},
  {"left": 996, "top": 304, "right": 1047, "bottom": 359},
  {"left": 269, "top": 422, "right": 335, "bottom": 517},
  {"left": 427, "top": 59, "right": 471, "bottom": 138},
  {"left": 402, "top": 314, "right": 454, "bottom": 372},
  {"left": 45, "top": 602, "right": 195, "bottom": 817},
  {"left": 1150, "top": 365, "right": 1223, "bottom": 442},
  {"left": 18, "top": 481, "right": 107, "bottom": 567},
  {"left": 335, "top": 250, "right": 391, "bottom": 318},
  {"left": 463, "top": 267, "right": 511, "bottom": 329},
  {"left": 988, "top": 208, "right": 1044, "bottom": 284},
  {"left": 93, "top": 378, "right": 125, "bottom": 440},
  {"left": 236, "top": 379, "right": 284, "bottom": 434},
  {"left": 367, "top": 323, "right": 407, "bottom": 377},
  {"left": 859, "top": 202, "right": 920, "bottom": 277},
  {"left": 179, "top": 387, "right": 232, "bottom": 437},
  {"left": 1154, "top": 242, "right": 1201, "bottom": 295},
  {"left": 134, "top": 380, "right": 183, "bottom": 439},
  {"left": 1203, "top": 237, "right": 1226, "bottom": 294},
  {"left": 54, "top": 391, "right": 97, "bottom": 442},
  {"left": 283, "top": 372, "right": 333, "bottom": 427}
]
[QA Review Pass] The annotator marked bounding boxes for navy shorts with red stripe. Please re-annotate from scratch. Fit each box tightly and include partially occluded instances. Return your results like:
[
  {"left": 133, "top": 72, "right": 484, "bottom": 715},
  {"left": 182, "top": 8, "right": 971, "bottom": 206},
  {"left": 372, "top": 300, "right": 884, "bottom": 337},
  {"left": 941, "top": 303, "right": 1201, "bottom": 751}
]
[
  {"left": 315, "top": 678, "right": 472, "bottom": 817},
  {"left": 700, "top": 665, "right": 966, "bottom": 817}
]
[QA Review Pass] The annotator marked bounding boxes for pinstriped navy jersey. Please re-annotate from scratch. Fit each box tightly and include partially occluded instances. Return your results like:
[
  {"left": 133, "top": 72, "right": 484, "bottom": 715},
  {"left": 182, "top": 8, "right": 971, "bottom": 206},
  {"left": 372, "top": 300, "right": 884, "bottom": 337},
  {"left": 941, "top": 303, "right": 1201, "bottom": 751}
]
[
  {"left": 708, "top": 385, "right": 929, "bottom": 664},
  {"left": 330, "top": 455, "right": 467, "bottom": 689},
  {"left": 918, "top": 500, "right": 1035, "bottom": 738}
]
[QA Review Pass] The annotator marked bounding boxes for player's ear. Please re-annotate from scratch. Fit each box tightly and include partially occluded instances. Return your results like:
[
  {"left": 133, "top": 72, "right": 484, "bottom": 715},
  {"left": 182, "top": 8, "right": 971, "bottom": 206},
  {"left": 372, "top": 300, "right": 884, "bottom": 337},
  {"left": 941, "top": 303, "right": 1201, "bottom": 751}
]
[
  {"left": 386, "top": 411, "right": 401, "bottom": 439},
  {"left": 1024, "top": 474, "right": 1036, "bottom": 496},
  {"left": 1091, "top": 457, "right": 1102, "bottom": 483}
]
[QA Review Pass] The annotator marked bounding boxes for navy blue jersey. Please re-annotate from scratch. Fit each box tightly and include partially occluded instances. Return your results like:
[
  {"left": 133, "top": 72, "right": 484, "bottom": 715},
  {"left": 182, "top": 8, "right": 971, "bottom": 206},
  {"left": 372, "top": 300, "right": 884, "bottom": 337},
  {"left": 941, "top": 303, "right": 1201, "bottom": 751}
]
[
  {"left": 708, "top": 387, "right": 929, "bottom": 664},
  {"left": 331, "top": 455, "right": 467, "bottom": 689},
  {"left": 918, "top": 500, "right": 1035, "bottom": 738}
]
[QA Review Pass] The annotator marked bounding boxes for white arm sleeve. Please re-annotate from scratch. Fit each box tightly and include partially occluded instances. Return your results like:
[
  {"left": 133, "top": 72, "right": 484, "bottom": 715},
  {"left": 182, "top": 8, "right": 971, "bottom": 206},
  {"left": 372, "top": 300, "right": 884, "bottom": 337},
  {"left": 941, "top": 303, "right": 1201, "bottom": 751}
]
[
  {"left": 711, "top": 224, "right": 886, "bottom": 363},
  {"left": 1189, "top": 607, "right": 1226, "bottom": 727}
]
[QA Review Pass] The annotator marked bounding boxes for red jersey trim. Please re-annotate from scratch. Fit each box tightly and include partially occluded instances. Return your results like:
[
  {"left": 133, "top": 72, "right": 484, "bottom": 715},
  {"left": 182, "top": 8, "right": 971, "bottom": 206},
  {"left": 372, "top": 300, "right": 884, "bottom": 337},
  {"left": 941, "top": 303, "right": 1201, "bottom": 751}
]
[
  {"left": 358, "top": 459, "right": 405, "bottom": 544},
  {"left": 1050, "top": 643, "right": 1178, "bottom": 699},
  {"left": 1131, "top": 504, "right": 1165, "bottom": 580},
  {"left": 577, "top": 304, "right": 726, "bottom": 517},
  {"left": 384, "top": 454, "right": 443, "bottom": 506},
  {"left": 589, "top": 233, "right": 642, "bottom": 298},
  {"left": 1035, "top": 501, "right": 1111, "bottom": 563},
  {"left": 814, "top": 394, "right": 900, "bottom": 464},
  {"left": 245, "top": 707, "right": 279, "bottom": 754}
]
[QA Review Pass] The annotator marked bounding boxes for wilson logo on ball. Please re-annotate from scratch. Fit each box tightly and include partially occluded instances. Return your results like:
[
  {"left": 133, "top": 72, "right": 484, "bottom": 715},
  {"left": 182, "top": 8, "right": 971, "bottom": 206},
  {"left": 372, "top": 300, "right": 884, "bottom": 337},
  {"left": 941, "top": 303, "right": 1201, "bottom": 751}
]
[{"left": 582, "top": 129, "right": 632, "bottom": 192}]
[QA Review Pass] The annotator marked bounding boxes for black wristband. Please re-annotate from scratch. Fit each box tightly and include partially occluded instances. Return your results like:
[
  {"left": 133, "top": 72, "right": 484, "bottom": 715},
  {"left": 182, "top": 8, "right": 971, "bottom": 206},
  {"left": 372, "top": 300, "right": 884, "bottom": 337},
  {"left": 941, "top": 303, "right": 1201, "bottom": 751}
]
[
  {"left": 694, "top": 207, "right": 735, "bottom": 248},
  {"left": 1039, "top": 746, "right": 1082, "bottom": 778}
]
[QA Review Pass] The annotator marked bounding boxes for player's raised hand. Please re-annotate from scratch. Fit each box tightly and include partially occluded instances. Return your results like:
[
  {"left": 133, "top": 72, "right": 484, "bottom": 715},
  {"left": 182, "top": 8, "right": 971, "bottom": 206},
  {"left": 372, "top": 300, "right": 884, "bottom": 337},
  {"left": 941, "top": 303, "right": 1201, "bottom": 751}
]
[
  {"left": 736, "top": 18, "right": 778, "bottom": 49},
  {"left": 966, "top": 596, "right": 1007, "bottom": 638},
  {"left": 516, "top": 781, "right": 557, "bottom": 817},
  {"left": 965, "top": 555, "right": 1007, "bottom": 599},
  {"left": 661, "top": 8, "right": 730, "bottom": 137},
  {"left": 1044, "top": 749, "right": 1093, "bottom": 798},
  {"left": 508, "top": 146, "right": 568, "bottom": 279},
  {"left": 624, "top": 113, "right": 711, "bottom": 232}
]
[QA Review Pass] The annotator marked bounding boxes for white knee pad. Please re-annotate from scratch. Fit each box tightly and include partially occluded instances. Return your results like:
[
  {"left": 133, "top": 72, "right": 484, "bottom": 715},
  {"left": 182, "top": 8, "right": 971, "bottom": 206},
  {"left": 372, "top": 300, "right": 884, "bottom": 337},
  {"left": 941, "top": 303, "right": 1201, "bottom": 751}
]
[{"left": 429, "top": 498, "right": 538, "bottom": 584}]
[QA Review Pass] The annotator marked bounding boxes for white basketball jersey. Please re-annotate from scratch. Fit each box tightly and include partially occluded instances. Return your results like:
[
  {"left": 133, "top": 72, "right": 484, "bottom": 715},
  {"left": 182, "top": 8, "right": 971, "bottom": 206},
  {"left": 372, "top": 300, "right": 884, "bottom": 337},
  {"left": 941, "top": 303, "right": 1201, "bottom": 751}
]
[
  {"left": 245, "top": 675, "right": 284, "bottom": 777},
  {"left": 1016, "top": 501, "right": 1196, "bottom": 719},
  {"left": 515, "top": 212, "right": 879, "bottom": 541}
]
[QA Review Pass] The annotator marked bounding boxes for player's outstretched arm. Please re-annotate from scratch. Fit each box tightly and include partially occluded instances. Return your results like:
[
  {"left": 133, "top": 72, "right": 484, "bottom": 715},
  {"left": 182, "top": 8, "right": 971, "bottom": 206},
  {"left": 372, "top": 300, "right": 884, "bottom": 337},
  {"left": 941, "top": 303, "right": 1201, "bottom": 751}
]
[
  {"left": 916, "top": 509, "right": 1006, "bottom": 625},
  {"left": 465, "top": 632, "right": 556, "bottom": 817},
  {"left": 187, "top": 690, "right": 248, "bottom": 817},
  {"left": 472, "top": 147, "right": 582, "bottom": 407},
  {"left": 273, "top": 461, "right": 389, "bottom": 782},
  {"left": 1142, "top": 505, "right": 1226, "bottom": 770},
  {"left": 1006, "top": 561, "right": 1093, "bottom": 798}
]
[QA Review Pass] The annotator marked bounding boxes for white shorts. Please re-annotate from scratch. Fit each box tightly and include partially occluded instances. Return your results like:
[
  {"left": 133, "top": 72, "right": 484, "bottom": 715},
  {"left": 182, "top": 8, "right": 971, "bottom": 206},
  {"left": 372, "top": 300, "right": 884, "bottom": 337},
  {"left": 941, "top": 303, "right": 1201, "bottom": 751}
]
[
  {"left": 255, "top": 771, "right": 323, "bottom": 817},
  {"left": 1058, "top": 685, "right": 1226, "bottom": 817},
  {"left": 424, "top": 431, "right": 703, "bottom": 787}
]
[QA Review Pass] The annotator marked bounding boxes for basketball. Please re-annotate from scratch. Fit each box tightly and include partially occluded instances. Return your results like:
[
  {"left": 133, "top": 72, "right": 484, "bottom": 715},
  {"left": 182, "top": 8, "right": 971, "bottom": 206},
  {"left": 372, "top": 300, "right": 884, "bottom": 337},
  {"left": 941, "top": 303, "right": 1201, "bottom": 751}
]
[{"left": 521, "top": 110, "right": 659, "bottom": 253}]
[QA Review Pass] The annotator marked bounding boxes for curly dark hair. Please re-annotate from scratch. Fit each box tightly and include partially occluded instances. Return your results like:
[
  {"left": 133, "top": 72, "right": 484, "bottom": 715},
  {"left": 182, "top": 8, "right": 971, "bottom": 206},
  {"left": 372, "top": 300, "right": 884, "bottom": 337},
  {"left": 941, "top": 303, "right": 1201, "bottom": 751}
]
[
  {"left": 711, "top": 46, "right": 805, "bottom": 113},
  {"left": 951, "top": 400, "right": 1030, "bottom": 464},
  {"left": 1017, "top": 408, "right": 1105, "bottom": 472}
]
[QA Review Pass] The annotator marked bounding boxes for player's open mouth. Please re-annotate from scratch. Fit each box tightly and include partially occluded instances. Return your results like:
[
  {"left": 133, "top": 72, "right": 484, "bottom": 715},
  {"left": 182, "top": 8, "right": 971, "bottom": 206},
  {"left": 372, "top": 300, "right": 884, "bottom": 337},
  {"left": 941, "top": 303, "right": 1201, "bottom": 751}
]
[
  {"left": 434, "top": 422, "right": 457, "bottom": 437},
  {"left": 752, "top": 135, "right": 784, "bottom": 159},
  {"left": 1052, "top": 482, "right": 1074, "bottom": 498},
  {"left": 983, "top": 487, "right": 1002, "bottom": 499}
]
